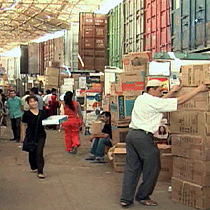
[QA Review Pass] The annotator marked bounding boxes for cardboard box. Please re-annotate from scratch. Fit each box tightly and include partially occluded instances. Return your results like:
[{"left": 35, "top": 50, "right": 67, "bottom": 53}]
[
  {"left": 113, "top": 148, "right": 126, "bottom": 162},
  {"left": 171, "top": 134, "right": 210, "bottom": 161},
  {"left": 111, "top": 126, "right": 129, "bottom": 145},
  {"left": 42, "top": 115, "right": 67, "bottom": 125},
  {"left": 109, "top": 94, "right": 138, "bottom": 121},
  {"left": 157, "top": 144, "right": 172, "bottom": 155},
  {"left": 158, "top": 153, "right": 173, "bottom": 182},
  {"left": 45, "top": 76, "right": 59, "bottom": 85},
  {"left": 113, "top": 162, "right": 125, "bottom": 172},
  {"left": 176, "top": 88, "right": 210, "bottom": 111},
  {"left": 117, "top": 70, "right": 145, "bottom": 83},
  {"left": 91, "top": 121, "right": 102, "bottom": 135},
  {"left": 129, "top": 52, "right": 150, "bottom": 71},
  {"left": 170, "top": 111, "right": 210, "bottom": 136},
  {"left": 49, "top": 61, "right": 61, "bottom": 67},
  {"left": 90, "top": 83, "right": 103, "bottom": 92},
  {"left": 181, "top": 64, "right": 210, "bottom": 86},
  {"left": 112, "top": 143, "right": 126, "bottom": 173},
  {"left": 172, "top": 177, "right": 210, "bottom": 210},
  {"left": 122, "top": 54, "right": 130, "bottom": 72},
  {"left": 45, "top": 67, "right": 60, "bottom": 76},
  {"left": 173, "top": 157, "right": 210, "bottom": 186},
  {"left": 120, "top": 82, "right": 144, "bottom": 92}
]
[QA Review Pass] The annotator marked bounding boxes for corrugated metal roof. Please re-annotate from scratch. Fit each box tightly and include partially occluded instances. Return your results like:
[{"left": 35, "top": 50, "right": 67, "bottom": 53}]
[{"left": 0, "top": 0, "right": 103, "bottom": 53}]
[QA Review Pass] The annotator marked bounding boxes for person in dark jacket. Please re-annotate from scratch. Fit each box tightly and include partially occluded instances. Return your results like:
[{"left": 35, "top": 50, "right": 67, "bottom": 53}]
[{"left": 22, "top": 96, "right": 47, "bottom": 179}]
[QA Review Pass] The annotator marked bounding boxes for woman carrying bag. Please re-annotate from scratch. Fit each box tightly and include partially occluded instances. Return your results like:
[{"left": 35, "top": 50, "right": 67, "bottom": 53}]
[{"left": 22, "top": 96, "right": 47, "bottom": 179}]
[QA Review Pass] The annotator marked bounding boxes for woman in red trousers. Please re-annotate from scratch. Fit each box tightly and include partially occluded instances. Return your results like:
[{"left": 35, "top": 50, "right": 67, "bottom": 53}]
[{"left": 61, "top": 91, "right": 83, "bottom": 154}]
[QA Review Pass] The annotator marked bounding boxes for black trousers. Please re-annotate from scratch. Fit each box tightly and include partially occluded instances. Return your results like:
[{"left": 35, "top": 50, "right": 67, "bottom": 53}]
[
  {"left": 10, "top": 117, "right": 21, "bottom": 140},
  {"left": 29, "top": 135, "right": 46, "bottom": 174},
  {"left": 121, "top": 129, "right": 160, "bottom": 204}
]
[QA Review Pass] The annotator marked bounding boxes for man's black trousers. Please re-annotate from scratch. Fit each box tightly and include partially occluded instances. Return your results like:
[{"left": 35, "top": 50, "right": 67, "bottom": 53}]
[{"left": 121, "top": 129, "right": 160, "bottom": 204}]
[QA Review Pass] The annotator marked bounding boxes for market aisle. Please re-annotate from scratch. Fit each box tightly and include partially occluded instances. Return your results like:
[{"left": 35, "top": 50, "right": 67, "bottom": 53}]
[{"left": 0, "top": 129, "right": 193, "bottom": 210}]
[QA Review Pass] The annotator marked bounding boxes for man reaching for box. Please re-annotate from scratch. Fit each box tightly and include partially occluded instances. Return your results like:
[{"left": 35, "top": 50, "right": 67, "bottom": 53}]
[
  {"left": 85, "top": 112, "right": 112, "bottom": 163},
  {"left": 120, "top": 80, "right": 208, "bottom": 208}
]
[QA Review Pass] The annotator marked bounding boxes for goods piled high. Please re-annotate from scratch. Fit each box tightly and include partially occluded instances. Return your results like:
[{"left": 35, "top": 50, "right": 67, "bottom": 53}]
[{"left": 170, "top": 64, "right": 210, "bottom": 210}]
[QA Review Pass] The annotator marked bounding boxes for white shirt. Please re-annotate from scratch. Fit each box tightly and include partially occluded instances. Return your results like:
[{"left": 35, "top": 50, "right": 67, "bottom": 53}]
[
  {"left": 129, "top": 93, "right": 177, "bottom": 133},
  {"left": 43, "top": 94, "right": 52, "bottom": 106},
  {"left": 22, "top": 95, "right": 30, "bottom": 111}
]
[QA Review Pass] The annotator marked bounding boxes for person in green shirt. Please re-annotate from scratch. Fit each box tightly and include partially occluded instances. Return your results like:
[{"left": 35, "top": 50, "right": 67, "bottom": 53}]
[{"left": 6, "top": 90, "right": 23, "bottom": 142}]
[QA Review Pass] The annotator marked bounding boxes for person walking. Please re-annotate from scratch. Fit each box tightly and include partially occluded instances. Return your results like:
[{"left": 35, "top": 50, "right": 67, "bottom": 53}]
[
  {"left": 48, "top": 95, "right": 59, "bottom": 130},
  {"left": 22, "top": 96, "right": 47, "bottom": 179},
  {"left": 120, "top": 80, "right": 208, "bottom": 208},
  {"left": 5, "top": 90, "right": 22, "bottom": 142},
  {"left": 30, "top": 87, "right": 43, "bottom": 110},
  {"left": 61, "top": 91, "right": 83, "bottom": 154},
  {"left": 21, "top": 91, "right": 30, "bottom": 111}
]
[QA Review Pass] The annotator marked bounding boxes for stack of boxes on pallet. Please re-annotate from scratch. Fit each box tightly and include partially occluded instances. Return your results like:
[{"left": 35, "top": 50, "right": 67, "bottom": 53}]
[
  {"left": 110, "top": 52, "right": 150, "bottom": 127},
  {"left": 44, "top": 67, "right": 60, "bottom": 90},
  {"left": 170, "top": 64, "right": 210, "bottom": 209},
  {"left": 109, "top": 52, "right": 150, "bottom": 172}
]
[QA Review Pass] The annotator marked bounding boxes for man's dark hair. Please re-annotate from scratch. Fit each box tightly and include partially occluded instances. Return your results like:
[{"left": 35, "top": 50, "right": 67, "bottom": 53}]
[
  {"left": 146, "top": 86, "right": 159, "bottom": 92},
  {"left": 26, "top": 95, "right": 38, "bottom": 104},
  {"left": 9, "top": 89, "right": 16, "bottom": 93},
  {"left": 0, "top": 89, "right": 3, "bottom": 94},
  {"left": 31, "top": 87, "right": 38, "bottom": 94},
  {"left": 51, "top": 88, "right": 57, "bottom": 92},
  {"left": 39, "top": 90, "right": 44, "bottom": 94},
  {"left": 101, "top": 111, "right": 111, "bottom": 119},
  {"left": 46, "top": 90, "right": 51, "bottom": 94},
  {"left": 25, "top": 91, "right": 30, "bottom": 95}
]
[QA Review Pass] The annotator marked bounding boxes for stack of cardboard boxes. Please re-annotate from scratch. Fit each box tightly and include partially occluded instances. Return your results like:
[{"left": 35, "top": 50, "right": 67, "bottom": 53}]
[
  {"left": 170, "top": 64, "right": 210, "bottom": 210},
  {"left": 109, "top": 52, "right": 150, "bottom": 146},
  {"left": 44, "top": 67, "right": 60, "bottom": 90}
]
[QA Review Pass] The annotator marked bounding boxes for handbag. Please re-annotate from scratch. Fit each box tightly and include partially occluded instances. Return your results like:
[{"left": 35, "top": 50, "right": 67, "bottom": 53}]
[{"left": 22, "top": 112, "right": 41, "bottom": 152}]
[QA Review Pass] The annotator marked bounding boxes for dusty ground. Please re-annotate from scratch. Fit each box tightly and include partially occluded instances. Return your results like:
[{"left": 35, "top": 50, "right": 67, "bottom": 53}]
[{"left": 0, "top": 126, "right": 194, "bottom": 210}]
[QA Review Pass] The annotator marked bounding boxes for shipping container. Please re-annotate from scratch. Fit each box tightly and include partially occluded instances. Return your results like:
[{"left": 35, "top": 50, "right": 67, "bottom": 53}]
[
  {"left": 78, "top": 13, "right": 106, "bottom": 72},
  {"left": 107, "top": 3, "right": 124, "bottom": 68},
  {"left": 64, "top": 22, "right": 79, "bottom": 71},
  {"left": 43, "top": 37, "right": 63, "bottom": 70},
  {"left": 124, "top": 0, "right": 144, "bottom": 54},
  {"left": 171, "top": 0, "right": 210, "bottom": 52},
  {"left": 144, "top": 0, "right": 171, "bottom": 52},
  {"left": 20, "top": 45, "right": 29, "bottom": 74},
  {"left": 28, "top": 42, "right": 44, "bottom": 74}
]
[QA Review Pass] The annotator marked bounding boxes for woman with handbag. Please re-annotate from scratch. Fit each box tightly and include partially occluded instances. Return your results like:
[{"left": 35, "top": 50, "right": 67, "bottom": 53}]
[
  {"left": 60, "top": 91, "right": 83, "bottom": 154},
  {"left": 22, "top": 95, "right": 47, "bottom": 179}
]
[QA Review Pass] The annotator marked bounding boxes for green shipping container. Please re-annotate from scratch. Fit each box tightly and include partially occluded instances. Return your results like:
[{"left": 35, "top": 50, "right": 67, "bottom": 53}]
[
  {"left": 171, "top": 0, "right": 210, "bottom": 52},
  {"left": 107, "top": 3, "right": 124, "bottom": 68}
]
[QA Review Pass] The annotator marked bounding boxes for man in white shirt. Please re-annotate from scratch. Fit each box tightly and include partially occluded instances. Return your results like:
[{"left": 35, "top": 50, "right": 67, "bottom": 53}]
[
  {"left": 120, "top": 80, "right": 208, "bottom": 208},
  {"left": 43, "top": 90, "right": 51, "bottom": 107},
  {"left": 21, "top": 91, "right": 30, "bottom": 111}
]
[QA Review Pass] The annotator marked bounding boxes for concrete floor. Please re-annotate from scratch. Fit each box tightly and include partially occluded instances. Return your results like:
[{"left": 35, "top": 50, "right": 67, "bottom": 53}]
[{"left": 0, "top": 127, "right": 195, "bottom": 210}]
